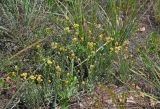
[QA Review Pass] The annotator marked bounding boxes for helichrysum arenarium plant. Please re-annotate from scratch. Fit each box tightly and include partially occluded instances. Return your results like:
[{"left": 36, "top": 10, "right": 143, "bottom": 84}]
[{"left": 1, "top": 0, "right": 140, "bottom": 108}]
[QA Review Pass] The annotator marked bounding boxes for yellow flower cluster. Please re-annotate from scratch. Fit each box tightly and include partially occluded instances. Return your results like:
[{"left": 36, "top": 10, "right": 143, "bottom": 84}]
[
  {"left": 89, "top": 64, "right": 95, "bottom": 70},
  {"left": 123, "top": 40, "right": 129, "bottom": 46},
  {"left": 55, "top": 65, "right": 61, "bottom": 78},
  {"left": 98, "top": 34, "right": 103, "bottom": 40},
  {"left": 48, "top": 80, "right": 51, "bottom": 83},
  {"left": 36, "top": 44, "right": 41, "bottom": 49},
  {"left": 55, "top": 65, "right": 61, "bottom": 73},
  {"left": 73, "top": 24, "right": 79, "bottom": 29},
  {"left": 51, "top": 42, "right": 58, "bottom": 49},
  {"left": 59, "top": 47, "right": 66, "bottom": 52},
  {"left": 30, "top": 75, "right": 36, "bottom": 80},
  {"left": 70, "top": 51, "right": 75, "bottom": 59},
  {"left": 87, "top": 42, "right": 95, "bottom": 49},
  {"left": 64, "top": 27, "right": 70, "bottom": 33},
  {"left": 15, "top": 65, "right": 19, "bottom": 70},
  {"left": 72, "top": 37, "right": 78, "bottom": 44},
  {"left": 47, "top": 59, "right": 53, "bottom": 65},
  {"left": 115, "top": 46, "right": 122, "bottom": 53},
  {"left": 110, "top": 47, "right": 114, "bottom": 52},
  {"left": 64, "top": 80, "right": 69, "bottom": 85},
  {"left": 109, "top": 42, "right": 122, "bottom": 54},
  {"left": 45, "top": 27, "right": 53, "bottom": 34},
  {"left": 51, "top": 42, "right": 67, "bottom": 53},
  {"left": 11, "top": 72, "right": 16, "bottom": 77},
  {"left": 20, "top": 72, "right": 43, "bottom": 82},
  {"left": 20, "top": 72, "right": 27, "bottom": 80},
  {"left": 71, "top": 53, "right": 76, "bottom": 59},
  {"left": 106, "top": 36, "right": 114, "bottom": 43},
  {"left": 36, "top": 75, "right": 43, "bottom": 82},
  {"left": 123, "top": 40, "right": 129, "bottom": 51},
  {"left": 82, "top": 81, "right": 85, "bottom": 85},
  {"left": 89, "top": 30, "right": 92, "bottom": 35},
  {"left": 79, "top": 36, "right": 84, "bottom": 42},
  {"left": 114, "top": 42, "right": 122, "bottom": 53},
  {"left": 29, "top": 74, "right": 43, "bottom": 82}
]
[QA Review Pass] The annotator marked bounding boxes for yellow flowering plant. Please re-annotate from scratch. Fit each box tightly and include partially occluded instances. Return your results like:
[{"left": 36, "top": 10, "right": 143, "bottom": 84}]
[
  {"left": 20, "top": 73, "right": 28, "bottom": 80},
  {"left": 2, "top": 0, "right": 140, "bottom": 108},
  {"left": 47, "top": 59, "right": 53, "bottom": 65},
  {"left": 64, "top": 27, "right": 71, "bottom": 33},
  {"left": 36, "top": 75, "right": 43, "bottom": 82}
]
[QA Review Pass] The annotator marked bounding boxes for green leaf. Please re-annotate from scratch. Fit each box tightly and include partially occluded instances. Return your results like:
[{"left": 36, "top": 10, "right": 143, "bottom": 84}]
[
  {"left": 77, "top": 44, "right": 86, "bottom": 53},
  {"left": 0, "top": 78, "right": 5, "bottom": 87}
]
